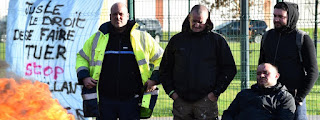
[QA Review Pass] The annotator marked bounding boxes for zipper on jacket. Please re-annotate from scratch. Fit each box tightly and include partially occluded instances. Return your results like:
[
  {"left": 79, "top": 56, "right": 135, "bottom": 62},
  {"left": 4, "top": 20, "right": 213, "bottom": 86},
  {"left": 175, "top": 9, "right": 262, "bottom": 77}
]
[
  {"left": 187, "top": 39, "right": 193, "bottom": 99},
  {"left": 117, "top": 38, "right": 121, "bottom": 97},
  {"left": 273, "top": 33, "right": 281, "bottom": 65}
]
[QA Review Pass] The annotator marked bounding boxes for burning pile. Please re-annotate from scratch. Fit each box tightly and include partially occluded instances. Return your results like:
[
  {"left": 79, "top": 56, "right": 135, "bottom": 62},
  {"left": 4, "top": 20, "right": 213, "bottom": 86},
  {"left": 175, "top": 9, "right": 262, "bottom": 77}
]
[{"left": 0, "top": 78, "right": 75, "bottom": 120}]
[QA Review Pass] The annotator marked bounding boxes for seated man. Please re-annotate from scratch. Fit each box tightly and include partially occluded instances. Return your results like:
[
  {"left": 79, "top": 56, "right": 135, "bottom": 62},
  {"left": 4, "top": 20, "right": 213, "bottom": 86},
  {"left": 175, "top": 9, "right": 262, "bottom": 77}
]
[{"left": 222, "top": 63, "right": 296, "bottom": 120}]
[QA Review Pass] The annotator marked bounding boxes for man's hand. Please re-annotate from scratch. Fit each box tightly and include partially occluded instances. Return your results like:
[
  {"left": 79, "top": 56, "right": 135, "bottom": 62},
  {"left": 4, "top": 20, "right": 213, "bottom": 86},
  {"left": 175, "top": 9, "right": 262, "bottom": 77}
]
[
  {"left": 294, "top": 97, "right": 303, "bottom": 106},
  {"left": 208, "top": 92, "right": 218, "bottom": 102},
  {"left": 145, "top": 80, "right": 157, "bottom": 92},
  {"left": 83, "top": 77, "right": 97, "bottom": 89},
  {"left": 171, "top": 92, "right": 179, "bottom": 100}
]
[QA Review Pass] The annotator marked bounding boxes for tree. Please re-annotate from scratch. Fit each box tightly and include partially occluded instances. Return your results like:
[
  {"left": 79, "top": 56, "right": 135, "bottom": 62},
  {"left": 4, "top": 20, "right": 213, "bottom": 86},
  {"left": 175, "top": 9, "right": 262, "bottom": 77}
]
[
  {"left": 306, "top": 0, "right": 319, "bottom": 22},
  {"left": 0, "top": 15, "right": 7, "bottom": 42},
  {"left": 200, "top": 0, "right": 261, "bottom": 18}
]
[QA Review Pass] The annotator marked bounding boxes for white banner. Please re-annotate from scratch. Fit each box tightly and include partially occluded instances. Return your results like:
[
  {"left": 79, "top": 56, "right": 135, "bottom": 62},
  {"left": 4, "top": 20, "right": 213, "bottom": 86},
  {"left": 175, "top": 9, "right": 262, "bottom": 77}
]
[{"left": 6, "top": 0, "right": 103, "bottom": 119}]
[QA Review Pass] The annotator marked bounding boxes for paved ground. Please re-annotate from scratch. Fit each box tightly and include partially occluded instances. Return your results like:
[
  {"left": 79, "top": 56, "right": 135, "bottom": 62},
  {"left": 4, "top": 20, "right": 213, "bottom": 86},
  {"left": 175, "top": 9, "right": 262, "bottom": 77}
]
[
  {"left": 308, "top": 115, "right": 320, "bottom": 120},
  {"left": 87, "top": 115, "right": 320, "bottom": 120},
  {"left": 148, "top": 116, "right": 320, "bottom": 120},
  {"left": 148, "top": 117, "right": 171, "bottom": 120}
]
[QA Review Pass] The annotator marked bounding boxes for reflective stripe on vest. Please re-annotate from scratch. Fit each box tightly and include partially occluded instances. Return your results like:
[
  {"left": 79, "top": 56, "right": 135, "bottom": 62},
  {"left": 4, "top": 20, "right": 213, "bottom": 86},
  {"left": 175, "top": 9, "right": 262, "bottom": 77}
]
[
  {"left": 91, "top": 32, "right": 101, "bottom": 66},
  {"left": 150, "top": 48, "right": 163, "bottom": 62},
  {"left": 105, "top": 51, "right": 134, "bottom": 54},
  {"left": 140, "top": 31, "right": 146, "bottom": 51},
  {"left": 77, "top": 66, "right": 89, "bottom": 73},
  {"left": 90, "top": 60, "right": 102, "bottom": 66},
  {"left": 144, "top": 89, "right": 159, "bottom": 95},
  {"left": 137, "top": 59, "right": 147, "bottom": 66},
  {"left": 82, "top": 93, "right": 97, "bottom": 100},
  {"left": 154, "top": 66, "right": 160, "bottom": 71},
  {"left": 79, "top": 49, "right": 89, "bottom": 61}
]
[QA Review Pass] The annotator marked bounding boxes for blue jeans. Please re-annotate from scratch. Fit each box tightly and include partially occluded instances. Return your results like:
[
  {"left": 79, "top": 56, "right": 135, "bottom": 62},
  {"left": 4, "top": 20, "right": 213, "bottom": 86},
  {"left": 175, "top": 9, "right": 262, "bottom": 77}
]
[
  {"left": 98, "top": 96, "right": 140, "bottom": 120},
  {"left": 294, "top": 99, "right": 307, "bottom": 120}
]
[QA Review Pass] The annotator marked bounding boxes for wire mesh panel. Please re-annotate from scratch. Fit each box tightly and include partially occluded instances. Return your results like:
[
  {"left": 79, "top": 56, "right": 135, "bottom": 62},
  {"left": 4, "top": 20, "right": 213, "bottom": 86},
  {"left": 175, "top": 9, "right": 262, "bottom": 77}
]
[
  {"left": 1, "top": 0, "right": 319, "bottom": 119},
  {"left": 133, "top": 0, "right": 320, "bottom": 119},
  {"left": 0, "top": 0, "right": 8, "bottom": 77},
  {"left": 283, "top": 0, "right": 320, "bottom": 118},
  {"left": 133, "top": 0, "right": 267, "bottom": 118}
]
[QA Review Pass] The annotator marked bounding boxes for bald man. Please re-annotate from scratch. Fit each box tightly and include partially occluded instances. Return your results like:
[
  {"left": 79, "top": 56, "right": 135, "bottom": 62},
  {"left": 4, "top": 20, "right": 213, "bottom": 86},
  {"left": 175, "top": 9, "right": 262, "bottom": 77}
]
[
  {"left": 76, "top": 2, "right": 163, "bottom": 119},
  {"left": 160, "top": 5, "right": 236, "bottom": 120},
  {"left": 222, "top": 63, "right": 296, "bottom": 120}
]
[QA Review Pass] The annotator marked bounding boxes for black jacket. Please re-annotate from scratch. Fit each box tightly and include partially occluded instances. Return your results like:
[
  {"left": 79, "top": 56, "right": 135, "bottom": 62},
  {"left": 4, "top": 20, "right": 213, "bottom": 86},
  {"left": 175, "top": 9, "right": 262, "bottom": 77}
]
[
  {"left": 259, "top": 2, "right": 318, "bottom": 103},
  {"left": 222, "top": 83, "right": 296, "bottom": 120},
  {"left": 160, "top": 15, "right": 237, "bottom": 102}
]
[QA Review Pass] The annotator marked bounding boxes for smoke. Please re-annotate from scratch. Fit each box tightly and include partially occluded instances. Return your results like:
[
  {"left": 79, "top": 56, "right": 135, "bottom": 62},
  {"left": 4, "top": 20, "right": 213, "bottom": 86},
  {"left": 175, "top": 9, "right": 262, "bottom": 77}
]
[
  {"left": 0, "top": 60, "right": 8, "bottom": 78},
  {"left": 0, "top": 60, "right": 25, "bottom": 81}
]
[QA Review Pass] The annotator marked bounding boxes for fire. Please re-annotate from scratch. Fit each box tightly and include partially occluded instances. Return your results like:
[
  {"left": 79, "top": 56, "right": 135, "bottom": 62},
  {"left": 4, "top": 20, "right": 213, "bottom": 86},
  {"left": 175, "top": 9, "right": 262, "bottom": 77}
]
[{"left": 0, "top": 78, "right": 75, "bottom": 120}]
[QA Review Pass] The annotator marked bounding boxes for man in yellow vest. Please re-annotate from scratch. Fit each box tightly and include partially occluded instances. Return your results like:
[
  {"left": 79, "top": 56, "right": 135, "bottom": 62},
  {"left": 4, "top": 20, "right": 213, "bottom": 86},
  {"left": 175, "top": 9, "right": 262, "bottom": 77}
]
[{"left": 76, "top": 2, "right": 163, "bottom": 119}]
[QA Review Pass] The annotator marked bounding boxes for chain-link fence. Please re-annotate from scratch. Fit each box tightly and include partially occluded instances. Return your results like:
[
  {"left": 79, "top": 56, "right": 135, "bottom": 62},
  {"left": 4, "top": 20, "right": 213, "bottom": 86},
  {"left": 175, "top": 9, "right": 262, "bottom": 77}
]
[
  {"left": 132, "top": 0, "right": 320, "bottom": 119},
  {"left": 0, "top": 0, "right": 319, "bottom": 119}
]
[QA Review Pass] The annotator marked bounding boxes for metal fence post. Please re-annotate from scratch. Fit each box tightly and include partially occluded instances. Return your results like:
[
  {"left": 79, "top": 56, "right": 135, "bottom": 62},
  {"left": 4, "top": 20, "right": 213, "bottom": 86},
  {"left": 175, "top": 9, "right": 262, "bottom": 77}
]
[
  {"left": 277, "top": 0, "right": 283, "bottom": 3},
  {"left": 315, "top": 0, "right": 318, "bottom": 50},
  {"left": 168, "top": 0, "right": 171, "bottom": 40},
  {"left": 128, "top": 0, "right": 134, "bottom": 20},
  {"left": 240, "top": 0, "right": 250, "bottom": 89},
  {"left": 188, "top": 0, "right": 190, "bottom": 12}
]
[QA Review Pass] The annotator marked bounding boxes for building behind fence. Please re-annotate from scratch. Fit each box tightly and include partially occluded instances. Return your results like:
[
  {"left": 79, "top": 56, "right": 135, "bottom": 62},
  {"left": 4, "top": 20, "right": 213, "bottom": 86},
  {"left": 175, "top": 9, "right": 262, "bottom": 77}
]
[{"left": 0, "top": 0, "right": 319, "bottom": 119}]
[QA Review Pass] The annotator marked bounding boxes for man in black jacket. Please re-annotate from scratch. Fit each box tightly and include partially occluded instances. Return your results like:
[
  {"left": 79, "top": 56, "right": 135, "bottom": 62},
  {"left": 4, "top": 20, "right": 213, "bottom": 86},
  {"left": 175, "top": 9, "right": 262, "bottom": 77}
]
[
  {"left": 160, "top": 5, "right": 236, "bottom": 120},
  {"left": 222, "top": 63, "right": 296, "bottom": 120},
  {"left": 259, "top": 2, "right": 318, "bottom": 120}
]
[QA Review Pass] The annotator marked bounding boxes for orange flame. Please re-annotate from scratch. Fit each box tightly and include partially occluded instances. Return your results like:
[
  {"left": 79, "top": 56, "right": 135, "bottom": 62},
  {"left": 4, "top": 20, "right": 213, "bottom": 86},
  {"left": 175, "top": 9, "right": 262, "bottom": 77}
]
[{"left": 0, "top": 78, "right": 75, "bottom": 120}]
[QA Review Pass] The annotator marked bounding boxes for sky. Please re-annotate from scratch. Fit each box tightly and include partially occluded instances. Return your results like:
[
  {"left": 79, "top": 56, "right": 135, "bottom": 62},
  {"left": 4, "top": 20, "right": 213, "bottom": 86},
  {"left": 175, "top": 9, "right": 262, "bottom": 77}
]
[{"left": 0, "top": 0, "right": 9, "bottom": 19}]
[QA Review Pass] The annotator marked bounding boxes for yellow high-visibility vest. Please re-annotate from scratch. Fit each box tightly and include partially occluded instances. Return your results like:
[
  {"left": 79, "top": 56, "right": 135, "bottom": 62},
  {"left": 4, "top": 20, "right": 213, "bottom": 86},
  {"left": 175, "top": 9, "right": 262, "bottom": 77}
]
[{"left": 76, "top": 23, "right": 163, "bottom": 117}]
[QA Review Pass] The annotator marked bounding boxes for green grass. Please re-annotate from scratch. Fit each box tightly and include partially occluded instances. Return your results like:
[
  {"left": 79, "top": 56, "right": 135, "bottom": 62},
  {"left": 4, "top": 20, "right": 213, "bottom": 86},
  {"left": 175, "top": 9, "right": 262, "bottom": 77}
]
[
  {"left": 0, "top": 42, "right": 5, "bottom": 60},
  {"left": 300, "top": 28, "right": 320, "bottom": 40},
  {"left": 153, "top": 80, "right": 320, "bottom": 117},
  {"left": 0, "top": 42, "right": 6, "bottom": 77},
  {"left": 161, "top": 32, "right": 179, "bottom": 42},
  {"left": 1, "top": 30, "right": 320, "bottom": 117},
  {"left": 153, "top": 33, "right": 320, "bottom": 117},
  {"left": 152, "top": 85, "right": 174, "bottom": 117}
]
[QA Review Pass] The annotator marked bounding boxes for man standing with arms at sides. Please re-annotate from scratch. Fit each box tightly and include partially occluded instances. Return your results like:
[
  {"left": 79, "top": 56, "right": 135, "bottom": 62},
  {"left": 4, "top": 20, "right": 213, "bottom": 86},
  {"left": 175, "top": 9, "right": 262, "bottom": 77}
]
[
  {"left": 222, "top": 63, "right": 296, "bottom": 120},
  {"left": 259, "top": 2, "right": 318, "bottom": 120},
  {"left": 76, "top": 2, "right": 163, "bottom": 120},
  {"left": 160, "top": 5, "right": 237, "bottom": 120}
]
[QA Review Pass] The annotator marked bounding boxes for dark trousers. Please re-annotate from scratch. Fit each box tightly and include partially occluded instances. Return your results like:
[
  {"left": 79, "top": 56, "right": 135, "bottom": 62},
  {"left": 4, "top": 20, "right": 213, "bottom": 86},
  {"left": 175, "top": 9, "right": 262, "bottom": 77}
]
[
  {"left": 99, "top": 96, "right": 140, "bottom": 120},
  {"left": 173, "top": 96, "right": 219, "bottom": 120}
]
